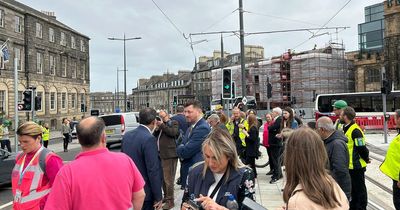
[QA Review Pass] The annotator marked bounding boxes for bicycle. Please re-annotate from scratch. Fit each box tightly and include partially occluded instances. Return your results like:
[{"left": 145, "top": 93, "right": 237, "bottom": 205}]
[{"left": 255, "top": 144, "right": 269, "bottom": 168}]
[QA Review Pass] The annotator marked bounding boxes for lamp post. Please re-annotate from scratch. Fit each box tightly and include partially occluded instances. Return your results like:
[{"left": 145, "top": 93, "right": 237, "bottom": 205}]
[{"left": 108, "top": 34, "right": 141, "bottom": 112}]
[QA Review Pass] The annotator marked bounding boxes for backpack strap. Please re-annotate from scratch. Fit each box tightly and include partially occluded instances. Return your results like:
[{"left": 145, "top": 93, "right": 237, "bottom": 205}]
[{"left": 39, "top": 147, "right": 51, "bottom": 173}]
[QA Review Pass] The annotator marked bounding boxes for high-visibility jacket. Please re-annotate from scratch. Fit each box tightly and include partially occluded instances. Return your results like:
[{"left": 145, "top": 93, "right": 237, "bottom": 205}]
[
  {"left": 344, "top": 123, "right": 367, "bottom": 170},
  {"left": 380, "top": 134, "right": 400, "bottom": 181},
  {"left": 334, "top": 119, "right": 344, "bottom": 132},
  {"left": 42, "top": 127, "right": 50, "bottom": 141},
  {"left": 226, "top": 118, "right": 249, "bottom": 147},
  {"left": 12, "top": 148, "right": 55, "bottom": 210}
]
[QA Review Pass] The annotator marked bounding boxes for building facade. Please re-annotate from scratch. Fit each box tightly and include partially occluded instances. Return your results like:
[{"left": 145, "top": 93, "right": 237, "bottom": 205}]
[
  {"left": 90, "top": 92, "right": 127, "bottom": 115},
  {"left": 0, "top": 0, "right": 90, "bottom": 129},
  {"left": 132, "top": 71, "right": 192, "bottom": 113},
  {"left": 194, "top": 45, "right": 264, "bottom": 110},
  {"left": 384, "top": 0, "right": 400, "bottom": 89}
]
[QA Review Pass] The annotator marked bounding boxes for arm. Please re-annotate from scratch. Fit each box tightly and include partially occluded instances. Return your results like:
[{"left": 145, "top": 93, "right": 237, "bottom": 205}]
[
  {"left": 45, "top": 155, "right": 64, "bottom": 185},
  {"left": 177, "top": 126, "right": 210, "bottom": 159},
  {"left": 248, "top": 127, "right": 258, "bottom": 142},
  {"left": 143, "top": 137, "right": 163, "bottom": 202},
  {"left": 44, "top": 169, "right": 71, "bottom": 210},
  {"left": 330, "top": 142, "right": 351, "bottom": 198},
  {"left": 132, "top": 189, "right": 145, "bottom": 210},
  {"left": 268, "top": 117, "right": 281, "bottom": 132},
  {"left": 352, "top": 129, "right": 369, "bottom": 162},
  {"left": 160, "top": 120, "right": 179, "bottom": 138}
]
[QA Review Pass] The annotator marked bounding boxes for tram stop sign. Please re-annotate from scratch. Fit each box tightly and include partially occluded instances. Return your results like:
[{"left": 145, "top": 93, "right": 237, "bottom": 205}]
[{"left": 242, "top": 96, "right": 248, "bottom": 105}]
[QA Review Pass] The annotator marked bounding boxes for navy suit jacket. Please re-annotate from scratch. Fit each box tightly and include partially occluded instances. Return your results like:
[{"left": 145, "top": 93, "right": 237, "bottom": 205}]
[
  {"left": 177, "top": 118, "right": 210, "bottom": 187},
  {"left": 121, "top": 125, "right": 163, "bottom": 202},
  {"left": 171, "top": 113, "right": 189, "bottom": 135}
]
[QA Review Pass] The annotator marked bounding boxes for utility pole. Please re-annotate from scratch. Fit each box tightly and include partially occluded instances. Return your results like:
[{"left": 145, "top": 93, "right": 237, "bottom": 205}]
[
  {"left": 14, "top": 57, "right": 19, "bottom": 152},
  {"left": 30, "top": 86, "right": 36, "bottom": 122},
  {"left": 239, "top": 0, "right": 246, "bottom": 111},
  {"left": 382, "top": 66, "right": 388, "bottom": 144},
  {"left": 220, "top": 34, "right": 226, "bottom": 113},
  {"left": 116, "top": 67, "right": 119, "bottom": 111},
  {"left": 167, "top": 69, "right": 170, "bottom": 113}
]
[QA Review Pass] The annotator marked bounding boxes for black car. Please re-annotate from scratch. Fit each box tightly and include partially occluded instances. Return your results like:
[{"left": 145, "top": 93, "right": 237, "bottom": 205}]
[{"left": 0, "top": 150, "right": 16, "bottom": 186}]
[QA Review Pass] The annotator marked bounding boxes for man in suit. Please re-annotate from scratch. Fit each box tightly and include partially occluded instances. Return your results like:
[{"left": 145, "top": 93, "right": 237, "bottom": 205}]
[
  {"left": 177, "top": 100, "right": 211, "bottom": 188},
  {"left": 268, "top": 107, "right": 283, "bottom": 184},
  {"left": 122, "top": 108, "right": 163, "bottom": 210},
  {"left": 155, "top": 110, "right": 179, "bottom": 209}
]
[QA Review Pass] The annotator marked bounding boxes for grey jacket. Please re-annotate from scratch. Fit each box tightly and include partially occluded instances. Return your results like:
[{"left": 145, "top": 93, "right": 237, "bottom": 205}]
[{"left": 324, "top": 130, "right": 351, "bottom": 200}]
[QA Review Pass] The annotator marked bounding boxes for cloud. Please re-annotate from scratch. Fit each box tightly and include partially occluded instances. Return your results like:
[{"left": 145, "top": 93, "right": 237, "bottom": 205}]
[{"left": 18, "top": 0, "right": 383, "bottom": 92}]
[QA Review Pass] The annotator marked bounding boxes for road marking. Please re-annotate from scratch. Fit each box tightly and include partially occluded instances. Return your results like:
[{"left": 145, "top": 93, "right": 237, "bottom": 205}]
[{"left": 0, "top": 201, "right": 12, "bottom": 209}]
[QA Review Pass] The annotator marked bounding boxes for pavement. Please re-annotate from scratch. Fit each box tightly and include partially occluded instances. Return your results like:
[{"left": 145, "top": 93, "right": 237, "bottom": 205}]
[{"left": 1, "top": 130, "right": 396, "bottom": 210}]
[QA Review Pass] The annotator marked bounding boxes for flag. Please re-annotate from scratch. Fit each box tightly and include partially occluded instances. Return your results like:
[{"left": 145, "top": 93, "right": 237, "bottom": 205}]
[{"left": 0, "top": 40, "right": 10, "bottom": 63}]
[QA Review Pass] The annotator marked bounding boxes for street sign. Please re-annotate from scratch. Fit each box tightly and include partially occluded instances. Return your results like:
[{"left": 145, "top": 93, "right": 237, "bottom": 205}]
[{"left": 242, "top": 96, "right": 248, "bottom": 105}]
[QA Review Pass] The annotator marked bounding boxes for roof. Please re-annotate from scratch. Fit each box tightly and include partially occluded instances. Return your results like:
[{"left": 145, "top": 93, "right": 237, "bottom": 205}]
[{"left": 1, "top": 0, "right": 90, "bottom": 39}]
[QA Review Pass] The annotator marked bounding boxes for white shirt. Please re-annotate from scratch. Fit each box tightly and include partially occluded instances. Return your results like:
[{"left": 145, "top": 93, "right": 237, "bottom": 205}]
[
  {"left": 139, "top": 124, "right": 152, "bottom": 135},
  {"left": 207, "top": 172, "right": 224, "bottom": 201}
]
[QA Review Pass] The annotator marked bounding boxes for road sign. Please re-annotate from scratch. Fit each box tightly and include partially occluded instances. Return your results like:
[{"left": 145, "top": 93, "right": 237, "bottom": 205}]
[{"left": 242, "top": 96, "right": 248, "bottom": 105}]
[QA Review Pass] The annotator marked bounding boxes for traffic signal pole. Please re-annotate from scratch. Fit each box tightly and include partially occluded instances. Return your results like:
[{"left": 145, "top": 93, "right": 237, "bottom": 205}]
[
  {"left": 31, "top": 86, "right": 36, "bottom": 122},
  {"left": 14, "top": 57, "right": 18, "bottom": 152},
  {"left": 382, "top": 66, "right": 388, "bottom": 144}
]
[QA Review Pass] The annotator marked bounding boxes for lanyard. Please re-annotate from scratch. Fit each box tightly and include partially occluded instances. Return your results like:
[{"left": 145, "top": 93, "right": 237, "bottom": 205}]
[{"left": 18, "top": 147, "right": 43, "bottom": 184}]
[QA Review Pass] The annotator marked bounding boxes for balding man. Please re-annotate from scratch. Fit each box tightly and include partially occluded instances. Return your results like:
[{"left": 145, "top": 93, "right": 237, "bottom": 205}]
[
  {"left": 316, "top": 116, "right": 351, "bottom": 200},
  {"left": 45, "top": 117, "right": 146, "bottom": 210}
]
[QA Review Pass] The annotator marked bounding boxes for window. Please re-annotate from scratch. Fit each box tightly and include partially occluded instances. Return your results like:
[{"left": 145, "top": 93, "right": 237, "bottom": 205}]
[
  {"left": 49, "top": 54, "right": 56, "bottom": 75},
  {"left": 81, "top": 62, "right": 86, "bottom": 79},
  {"left": 49, "top": 28, "right": 55, "bottom": 42},
  {"left": 35, "top": 23, "right": 42, "bottom": 38},
  {"left": 15, "top": 16, "right": 22, "bottom": 33},
  {"left": 62, "top": 57, "right": 67, "bottom": 77},
  {"left": 80, "top": 93, "right": 85, "bottom": 106},
  {"left": 80, "top": 40, "right": 85, "bottom": 52},
  {"left": 0, "top": 90, "right": 5, "bottom": 113},
  {"left": 14, "top": 48, "right": 21, "bottom": 71},
  {"left": 36, "top": 92, "right": 43, "bottom": 111},
  {"left": 36, "top": 52, "right": 43, "bottom": 73},
  {"left": 61, "top": 92, "right": 66, "bottom": 109},
  {"left": 50, "top": 92, "right": 56, "bottom": 110},
  {"left": 60, "top": 32, "right": 66, "bottom": 46},
  {"left": 71, "top": 36, "right": 76, "bottom": 49},
  {"left": 366, "top": 68, "right": 380, "bottom": 83},
  {"left": 72, "top": 60, "right": 77, "bottom": 78},
  {"left": 0, "top": 10, "right": 4, "bottom": 28},
  {"left": 71, "top": 93, "right": 76, "bottom": 109}
]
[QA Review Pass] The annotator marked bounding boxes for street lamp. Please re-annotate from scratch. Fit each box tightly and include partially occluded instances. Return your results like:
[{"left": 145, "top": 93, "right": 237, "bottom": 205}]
[{"left": 108, "top": 34, "right": 141, "bottom": 112}]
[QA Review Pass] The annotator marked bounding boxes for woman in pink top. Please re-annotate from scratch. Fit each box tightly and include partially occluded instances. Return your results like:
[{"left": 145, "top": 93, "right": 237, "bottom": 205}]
[
  {"left": 262, "top": 113, "right": 274, "bottom": 175},
  {"left": 282, "top": 128, "right": 349, "bottom": 210}
]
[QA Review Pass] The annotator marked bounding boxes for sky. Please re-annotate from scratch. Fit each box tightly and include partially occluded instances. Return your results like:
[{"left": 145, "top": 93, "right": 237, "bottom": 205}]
[{"left": 18, "top": 0, "right": 383, "bottom": 92}]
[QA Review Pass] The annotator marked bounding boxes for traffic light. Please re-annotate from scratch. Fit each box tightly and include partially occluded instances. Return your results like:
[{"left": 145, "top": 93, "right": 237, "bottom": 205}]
[
  {"left": 80, "top": 103, "right": 85, "bottom": 112},
  {"left": 231, "top": 82, "right": 236, "bottom": 99},
  {"left": 222, "top": 69, "right": 232, "bottom": 99},
  {"left": 34, "top": 96, "right": 41, "bottom": 111},
  {"left": 267, "top": 82, "right": 272, "bottom": 99},
  {"left": 173, "top": 96, "right": 178, "bottom": 106},
  {"left": 381, "top": 79, "right": 392, "bottom": 95},
  {"left": 127, "top": 101, "right": 131, "bottom": 111},
  {"left": 18, "top": 90, "right": 33, "bottom": 111}
]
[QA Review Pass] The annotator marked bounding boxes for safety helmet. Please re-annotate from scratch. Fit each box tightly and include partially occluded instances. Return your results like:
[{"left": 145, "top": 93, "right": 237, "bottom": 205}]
[{"left": 332, "top": 100, "right": 347, "bottom": 109}]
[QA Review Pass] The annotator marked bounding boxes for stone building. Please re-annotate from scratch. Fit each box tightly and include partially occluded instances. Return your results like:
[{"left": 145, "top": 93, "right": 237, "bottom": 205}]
[
  {"left": 90, "top": 92, "right": 126, "bottom": 115},
  {"left": 132, "top": 71, "right": 192, "bottom": 113},
  {"left": 0, "top": 0, "right": 90, "bottom": 129},
  {"left": 384, "top": 0, "right": 400, "bottom": 89},
  {"left": 194, "top": 45, "right": 264, "bottom": 110}
]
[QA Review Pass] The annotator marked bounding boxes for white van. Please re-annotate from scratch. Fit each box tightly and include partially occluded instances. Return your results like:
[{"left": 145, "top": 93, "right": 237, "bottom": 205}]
[{"left": 99, "top": 112, "right": 139, "bottom": 148}]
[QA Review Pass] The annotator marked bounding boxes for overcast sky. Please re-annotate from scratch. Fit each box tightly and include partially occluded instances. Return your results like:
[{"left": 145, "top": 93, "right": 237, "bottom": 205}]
[{"left": 18, "top": 0, "right": 383, "bottom": 92}]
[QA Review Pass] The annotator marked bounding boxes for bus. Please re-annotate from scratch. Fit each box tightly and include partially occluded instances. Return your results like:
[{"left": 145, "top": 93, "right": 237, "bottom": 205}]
[{"left": 315, "top": 91, "right": 400, "bottom": 130}]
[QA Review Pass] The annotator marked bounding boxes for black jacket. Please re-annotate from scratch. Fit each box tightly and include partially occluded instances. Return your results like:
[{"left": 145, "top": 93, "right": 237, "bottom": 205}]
[
  {"left": 268, "top": 116, "right": 282, "bottom": 147},
  {"left": 245, "top": 126, "right": 259, "bottom": 157},
  {"left": 324, "top": 130, "right": 351, "bottom": 200}
]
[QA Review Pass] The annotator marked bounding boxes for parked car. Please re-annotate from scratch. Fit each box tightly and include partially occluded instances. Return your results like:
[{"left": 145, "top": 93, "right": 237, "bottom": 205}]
[
  {"left": 0, "top": 150, "right": 16, "bottom": 186},
  {"left": 99, "top": 112, "right": 140, "bottom": 148}
]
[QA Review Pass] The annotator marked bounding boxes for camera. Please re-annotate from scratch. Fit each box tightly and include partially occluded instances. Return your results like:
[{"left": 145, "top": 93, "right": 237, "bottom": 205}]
[{"left": 186, "top": 199, "right": 203, "bottom": 210}]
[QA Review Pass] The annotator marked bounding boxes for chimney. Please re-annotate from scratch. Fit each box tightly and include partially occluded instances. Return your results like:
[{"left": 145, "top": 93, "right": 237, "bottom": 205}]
[{"left": 41, "top": 11, "right": 56, "bottom": 19}]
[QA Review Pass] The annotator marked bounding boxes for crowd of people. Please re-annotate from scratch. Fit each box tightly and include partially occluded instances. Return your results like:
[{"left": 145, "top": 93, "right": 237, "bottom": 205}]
[{"left": 8, "top": 99, "right": 400, "bottom": 210}]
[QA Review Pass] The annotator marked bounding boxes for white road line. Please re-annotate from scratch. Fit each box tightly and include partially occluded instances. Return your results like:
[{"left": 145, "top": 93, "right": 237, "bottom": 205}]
[{"left": 0, "top": 201, "right": 12, "bottom": 209}]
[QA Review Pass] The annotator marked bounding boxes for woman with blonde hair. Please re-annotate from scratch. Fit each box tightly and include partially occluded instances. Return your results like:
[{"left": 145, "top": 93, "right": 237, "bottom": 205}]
[
  {"left": 282, "top": 128, "right": 349, "bottom": 209},
  {"left": 12, "top": 122, "right": 63, "bottom": 210},
  {"left": 182, "top": 128, "right": 255, "bottom": 210}
]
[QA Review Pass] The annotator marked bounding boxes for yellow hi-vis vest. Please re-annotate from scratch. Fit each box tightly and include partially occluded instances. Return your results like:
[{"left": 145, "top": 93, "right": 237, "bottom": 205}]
[
  {"left": 226, "top": 118, "right": 249, "bottom": 147},
  {"left": 345, "top": 123, "right": 367, "bottom": 170},
  {"left": 334, "top": 119, "right": 344, "bottom": 132},
  {"left": 42, "top": 127, "right": 50, "bottom": 141},
  {"left": 380, "top": 134, "right": 400, "bottom": 181}
]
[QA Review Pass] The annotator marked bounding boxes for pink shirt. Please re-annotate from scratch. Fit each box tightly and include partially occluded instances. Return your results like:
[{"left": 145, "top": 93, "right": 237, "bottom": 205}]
[{"left": 44, "top": 148, "right": 145, "bottom": 210}]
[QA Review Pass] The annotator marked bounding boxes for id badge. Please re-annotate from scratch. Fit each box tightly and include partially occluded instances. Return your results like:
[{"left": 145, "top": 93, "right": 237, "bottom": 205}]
[{"left": 14, "top": 189, "right": 22, "bottom": 202}]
